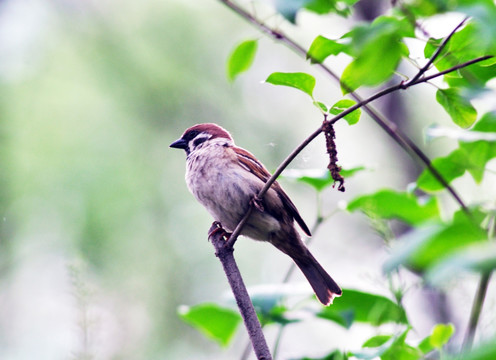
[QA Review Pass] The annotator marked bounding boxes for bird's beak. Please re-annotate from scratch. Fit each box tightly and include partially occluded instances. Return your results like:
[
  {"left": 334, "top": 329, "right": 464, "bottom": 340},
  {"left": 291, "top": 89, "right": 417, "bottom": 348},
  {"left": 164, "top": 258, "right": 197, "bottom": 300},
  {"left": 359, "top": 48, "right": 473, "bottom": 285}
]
[{"left": 170, "top": 138, "right": 188, "bottom": 150}]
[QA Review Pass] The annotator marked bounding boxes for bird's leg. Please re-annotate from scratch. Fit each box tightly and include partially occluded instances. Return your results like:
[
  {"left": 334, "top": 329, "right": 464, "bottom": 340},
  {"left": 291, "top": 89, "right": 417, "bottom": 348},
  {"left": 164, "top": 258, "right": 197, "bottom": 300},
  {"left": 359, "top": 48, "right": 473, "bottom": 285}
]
[
  {"left": 250, "top": 196, "right": 264, "bottom": 212},
  {"left": 208, "top": 221, "right": 231, "bottom": 241}
]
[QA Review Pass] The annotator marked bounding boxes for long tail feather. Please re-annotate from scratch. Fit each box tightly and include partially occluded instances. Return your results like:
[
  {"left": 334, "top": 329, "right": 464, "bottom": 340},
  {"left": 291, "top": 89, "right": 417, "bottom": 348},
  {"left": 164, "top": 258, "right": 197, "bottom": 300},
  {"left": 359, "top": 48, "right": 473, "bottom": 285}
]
[{"left": 292, "top": 251, "right": 342, "bottom": 305}]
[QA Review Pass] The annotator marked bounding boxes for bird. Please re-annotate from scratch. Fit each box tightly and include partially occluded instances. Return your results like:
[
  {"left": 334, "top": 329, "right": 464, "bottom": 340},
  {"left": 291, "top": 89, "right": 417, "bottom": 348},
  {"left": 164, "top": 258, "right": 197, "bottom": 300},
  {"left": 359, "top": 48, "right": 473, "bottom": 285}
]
[{"left": 170, "top": 123, "right": 342, "bottom": 305}]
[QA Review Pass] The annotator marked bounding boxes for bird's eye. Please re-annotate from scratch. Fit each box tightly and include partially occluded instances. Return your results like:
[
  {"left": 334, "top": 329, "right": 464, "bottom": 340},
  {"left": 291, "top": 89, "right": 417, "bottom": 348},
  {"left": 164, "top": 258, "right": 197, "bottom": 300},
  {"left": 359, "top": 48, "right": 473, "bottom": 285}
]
[{"left": 186, "top": 130, "right": 199, "bottom": 141}]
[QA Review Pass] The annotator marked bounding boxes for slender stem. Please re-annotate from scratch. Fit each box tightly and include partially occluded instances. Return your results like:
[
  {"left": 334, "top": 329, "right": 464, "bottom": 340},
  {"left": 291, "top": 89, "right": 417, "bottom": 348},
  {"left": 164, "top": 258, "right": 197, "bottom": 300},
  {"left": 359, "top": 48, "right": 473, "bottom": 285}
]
[
  {"left": 272, "top": 325, "right": 285, "bottom": 360},
  {"left": 406, "top": 17, "right": 468, "bottom": 86},
  {"left": 463, "top": 272, "right": 492, "bottom": 349},
  {"left": 463, "top": 216, "right": 496, "bottom": 349},
  {"left": 411, "top": 55, "right": 493, "bottom": 85},
  {"left": 240, "top": 340, "right": 254, "bottom": 360}
]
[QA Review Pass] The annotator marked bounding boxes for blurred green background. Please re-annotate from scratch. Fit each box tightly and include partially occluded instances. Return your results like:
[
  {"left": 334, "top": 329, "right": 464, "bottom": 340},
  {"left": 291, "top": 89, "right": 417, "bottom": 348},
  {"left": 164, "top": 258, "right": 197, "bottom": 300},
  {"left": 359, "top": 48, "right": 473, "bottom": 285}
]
[{"left": 1, "top": 1, "right": 494, "bottom": 359}]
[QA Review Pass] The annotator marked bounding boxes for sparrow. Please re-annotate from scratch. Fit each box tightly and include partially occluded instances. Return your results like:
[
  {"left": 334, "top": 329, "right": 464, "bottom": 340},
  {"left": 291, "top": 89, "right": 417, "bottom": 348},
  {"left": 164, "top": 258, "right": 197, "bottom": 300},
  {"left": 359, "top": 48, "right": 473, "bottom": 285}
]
[{"left": 170, "top": 123, "right": 342, "bottom": 305}]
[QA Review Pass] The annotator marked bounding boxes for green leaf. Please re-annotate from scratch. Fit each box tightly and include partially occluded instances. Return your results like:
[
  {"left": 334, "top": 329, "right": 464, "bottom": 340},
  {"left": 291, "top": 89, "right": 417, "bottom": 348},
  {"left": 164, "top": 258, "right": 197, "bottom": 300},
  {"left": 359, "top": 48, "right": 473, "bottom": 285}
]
[
  {"left": 340, "top": 36, "right": 402, "bottom": 93},
  {"left": 227, "top": 40, "right": 258, "bottom": 82},
  {"left": 380, "top": 328, "right": 422, "bottom": 360},
  {"left": 339, "top": 16, "right": 413, "bottom": 93},
  {"left": 418, "top": 323, "right": 455, "bottom": 354},
  {"left": 347, "top": 190, "right": 440, "bottom": 225},
  {"left": 424, "top": 37, "right": 443, "bottom": 59},
  {"left": 351, "top": 336, "right": 396, "bottom": 360},
  {"left": 339, "top": 166, "right": 366, "bottom": 178},
  {"left": 403, "top": 0, "right": 450, "bottom": 16},
  {"left": 317, "top": 289, "right": 408, "bottom": 328},
  {"left": 307, "top": 35, "right": 347, "bottom": 64},
  {"left": 446, "top": 339, "right": 496, "bottom": 360},
  {"left": 363, "top": 335, "right": 393, "bottom": 348},
  {"left": 460, "top": 111, "right": 496, "bottom": 182},
  {"left": 305, "top": 0, "right": 359, "bottom": 17},
  {"left": 329, "top": 99, "right": 361, "bottom": 125},
  {"left": 436, "top": 88, "right": 477, "bottom": 128},
  {"left": 418, "top": 112, "right": 496, "bottom": 191},
  {"left": 275, "top": 0, "right": 359, "bottom": 22},
  {"left": 352, "top": 329, "right": 421, "bottom": 360},
  {"left": 429, "top": 323, "right": 455, "bottom": 348},
  {"left": 416, "top": 149, "right": 468, "bottom": 192},
  {"left": 314, "top": 101, "right": 328, "bottom": 112},
  {"left": 283, "top": 169, "right": 333, "bottom": 192},
  {"left": 248, "top": 284, "right": 301, "bottom": 325},
  {"left": 384, "top": 215, "right": 487, "bottom": 273},
  {"left": 426, "top": 243, "right": 496, "bottom": 285},
  {"left": 425, "top": 125, "right": 496, "bottom": 143},
  {"left": 458, "top": 3, "right": 496, "bottom": 55},
  {"left": 283, "top": 167, "right": 365, "bottom": 192},
  {"left": 178, "top": 303, "right": 241, "bottom": 346},
  {"left": 427, "top": 21, "right": 496, "bottom": 89},
  {"left": 275, "top": 0, "right": 308, "bottom": 23},
  {"left": 266, "top": 72, "right": 316, "bottom": 98},
  {"left": 298, "top": 349, "right": 349, "bottom": 360}
]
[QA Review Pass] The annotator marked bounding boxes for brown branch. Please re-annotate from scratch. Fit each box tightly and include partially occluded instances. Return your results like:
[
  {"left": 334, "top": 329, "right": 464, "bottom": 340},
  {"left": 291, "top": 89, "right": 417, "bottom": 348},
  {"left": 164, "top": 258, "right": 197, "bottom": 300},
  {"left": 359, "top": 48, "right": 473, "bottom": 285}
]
[{"left": 209, "top": 223, "right": 272, "bottom": 360}]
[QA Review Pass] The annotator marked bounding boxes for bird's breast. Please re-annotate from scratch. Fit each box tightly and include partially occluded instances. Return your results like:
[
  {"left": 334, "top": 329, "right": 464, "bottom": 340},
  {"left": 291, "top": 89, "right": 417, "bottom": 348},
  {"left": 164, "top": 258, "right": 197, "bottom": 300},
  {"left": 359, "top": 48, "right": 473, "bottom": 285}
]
[{"left": 185, "top": 146, "right": 280, "bottom": 239}]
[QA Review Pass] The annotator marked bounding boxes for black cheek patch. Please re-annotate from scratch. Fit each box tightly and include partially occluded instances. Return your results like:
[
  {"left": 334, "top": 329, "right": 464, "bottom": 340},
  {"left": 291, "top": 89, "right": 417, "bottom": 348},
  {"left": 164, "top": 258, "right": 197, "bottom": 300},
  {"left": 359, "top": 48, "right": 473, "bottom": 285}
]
[{"left": 193, "top": 137, "right": 207, "bottom": 147}]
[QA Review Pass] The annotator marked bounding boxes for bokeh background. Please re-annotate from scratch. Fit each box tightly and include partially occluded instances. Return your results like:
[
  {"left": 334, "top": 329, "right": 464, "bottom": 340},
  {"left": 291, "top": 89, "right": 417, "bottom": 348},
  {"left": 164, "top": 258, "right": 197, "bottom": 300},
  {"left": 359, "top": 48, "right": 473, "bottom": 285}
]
[{"left": 1, "top": 0, "right": 495, "bottom": 359}]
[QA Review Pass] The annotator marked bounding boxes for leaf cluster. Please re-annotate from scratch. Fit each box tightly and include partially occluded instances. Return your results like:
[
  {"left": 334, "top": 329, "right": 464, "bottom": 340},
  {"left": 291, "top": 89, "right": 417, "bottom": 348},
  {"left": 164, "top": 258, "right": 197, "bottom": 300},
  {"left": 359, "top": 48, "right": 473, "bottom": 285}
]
[{"left": 181, "top": 0, "right": 496, "bottom": 358}]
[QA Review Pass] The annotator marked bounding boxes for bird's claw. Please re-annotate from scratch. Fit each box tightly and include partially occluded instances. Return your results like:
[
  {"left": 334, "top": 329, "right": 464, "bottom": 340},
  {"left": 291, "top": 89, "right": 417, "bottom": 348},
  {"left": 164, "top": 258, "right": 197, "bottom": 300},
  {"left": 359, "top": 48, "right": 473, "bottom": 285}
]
[
  {"left": 250, "top": 196, "right": 264, "bottom": 212},
  {"left": 208, "top": 221, "right": 231, "bottom": 242}
]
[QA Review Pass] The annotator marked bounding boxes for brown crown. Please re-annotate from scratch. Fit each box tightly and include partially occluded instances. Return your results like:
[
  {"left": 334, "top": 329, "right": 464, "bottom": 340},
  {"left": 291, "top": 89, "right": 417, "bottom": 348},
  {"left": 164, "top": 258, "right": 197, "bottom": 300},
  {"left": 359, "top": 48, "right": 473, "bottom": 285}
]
[{"left": 183, "top": 123, "right": 233, "bottom": 141}]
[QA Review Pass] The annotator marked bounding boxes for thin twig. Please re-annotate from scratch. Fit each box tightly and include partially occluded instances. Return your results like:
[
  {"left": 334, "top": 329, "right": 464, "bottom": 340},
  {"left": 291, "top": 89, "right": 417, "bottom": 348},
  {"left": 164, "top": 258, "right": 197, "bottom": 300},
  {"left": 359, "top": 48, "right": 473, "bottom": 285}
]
[
  {"left": 463, "top": 272, "right": 492, "bottom": 349},
  {"left": 411, "top": 55, "right": 493, "bottom": 85},
  {"left": 405, "top": 17, "right": 468, "bottom": 86},
  {"left": 463, "top": 216, "right": 496, "bottom": 349},
  {"left": 209, "top": 223, "right": 272, "bottom": 360},
  {"left": 272, "top": 325, "right": 285, "bottom": 360}
]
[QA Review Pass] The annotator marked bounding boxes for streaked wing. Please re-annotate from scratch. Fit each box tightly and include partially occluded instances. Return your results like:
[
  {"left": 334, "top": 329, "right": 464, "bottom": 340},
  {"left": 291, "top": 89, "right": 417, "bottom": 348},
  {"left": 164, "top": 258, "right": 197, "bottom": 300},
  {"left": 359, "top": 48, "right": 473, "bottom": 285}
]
[{"left": 233, "top": 146, "right": 312, "bottom": 236}]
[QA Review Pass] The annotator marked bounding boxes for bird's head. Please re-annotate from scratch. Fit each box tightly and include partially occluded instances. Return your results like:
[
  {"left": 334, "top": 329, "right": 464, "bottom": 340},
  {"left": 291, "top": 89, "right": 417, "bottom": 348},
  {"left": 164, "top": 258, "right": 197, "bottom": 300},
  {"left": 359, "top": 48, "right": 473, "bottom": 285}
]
[{"left": 170, "top": 123, "right": 233, "bottom": 155}]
